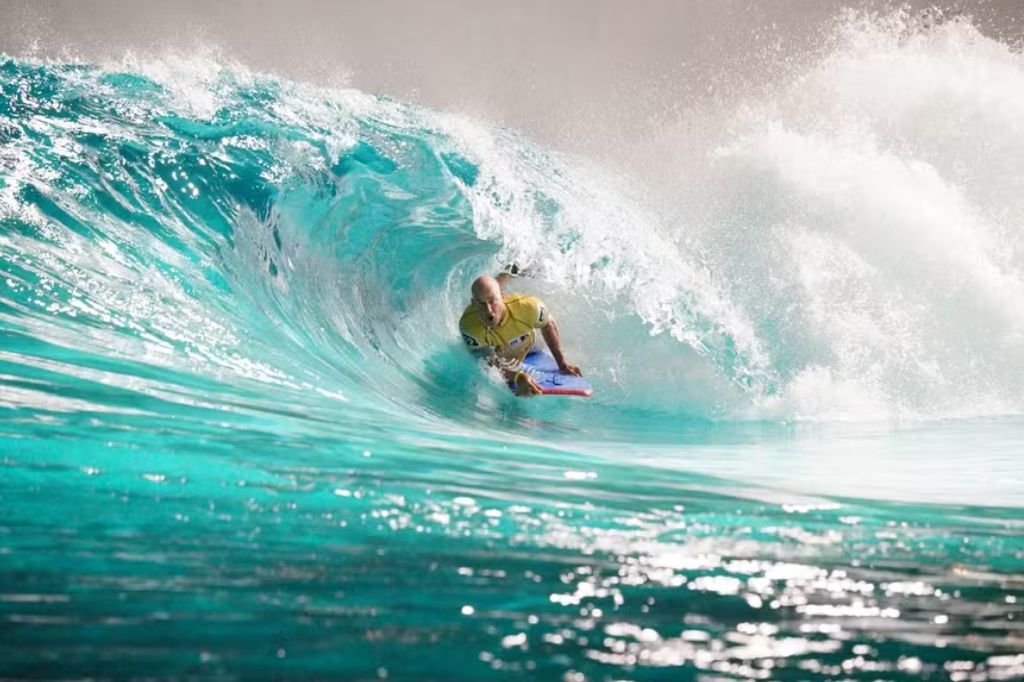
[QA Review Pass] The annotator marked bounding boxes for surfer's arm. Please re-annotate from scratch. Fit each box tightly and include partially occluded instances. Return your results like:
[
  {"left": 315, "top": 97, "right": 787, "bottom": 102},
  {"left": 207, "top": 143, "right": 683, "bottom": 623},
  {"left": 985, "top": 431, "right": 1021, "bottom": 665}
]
[
  {"left": 470, "top": 349, "right": 541, "bottom": 396},
  {"left": 498, "top": 364, "right": 542, "bottom": 396},
  {"left": 495, "top": 272, "right": 512, "bottom": 292},
  {"left": 518, "top": 295, "right": 582, "bottom": 377},
  {"left": 494, "top": 263, "right": 524, "bottom": 293},
  {"left": 540, "top": 318, "right": 582, "bottom": 377}
]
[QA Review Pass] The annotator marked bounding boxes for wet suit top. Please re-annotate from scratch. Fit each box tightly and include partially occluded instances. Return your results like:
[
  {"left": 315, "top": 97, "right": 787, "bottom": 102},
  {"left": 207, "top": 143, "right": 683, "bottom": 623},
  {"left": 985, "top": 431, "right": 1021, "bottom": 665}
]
[{"left": 458, "top": 294, "right": 549, "bottom": 364}]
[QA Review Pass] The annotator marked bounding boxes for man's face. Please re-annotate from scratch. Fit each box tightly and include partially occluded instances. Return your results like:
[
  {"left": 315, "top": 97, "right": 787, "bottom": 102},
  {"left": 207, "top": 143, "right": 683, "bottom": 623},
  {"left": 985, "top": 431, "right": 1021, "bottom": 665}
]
[{"left": 472, "top": 283, "right": 506, "bottom": 328}]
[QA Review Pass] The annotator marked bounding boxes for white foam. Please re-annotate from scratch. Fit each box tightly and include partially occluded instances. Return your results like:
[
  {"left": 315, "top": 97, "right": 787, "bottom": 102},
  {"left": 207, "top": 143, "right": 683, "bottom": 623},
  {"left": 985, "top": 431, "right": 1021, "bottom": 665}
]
[{"left": 437, "top": 11, "right": 1024, "bottom": 421}]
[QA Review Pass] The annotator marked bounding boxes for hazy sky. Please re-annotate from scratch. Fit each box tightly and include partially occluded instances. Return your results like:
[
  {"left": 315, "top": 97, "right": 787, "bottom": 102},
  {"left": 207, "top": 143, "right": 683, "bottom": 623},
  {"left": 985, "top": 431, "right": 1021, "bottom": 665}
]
[{"left": 2, "top": 0, "right": 1022, "bottom": 160}]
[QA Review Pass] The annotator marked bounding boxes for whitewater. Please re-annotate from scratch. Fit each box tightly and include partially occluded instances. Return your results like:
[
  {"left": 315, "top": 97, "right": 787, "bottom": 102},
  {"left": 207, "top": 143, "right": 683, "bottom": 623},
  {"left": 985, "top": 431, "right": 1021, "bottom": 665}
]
[{"left": 1, "top": 11, "right": 1023, "bottom": 681}]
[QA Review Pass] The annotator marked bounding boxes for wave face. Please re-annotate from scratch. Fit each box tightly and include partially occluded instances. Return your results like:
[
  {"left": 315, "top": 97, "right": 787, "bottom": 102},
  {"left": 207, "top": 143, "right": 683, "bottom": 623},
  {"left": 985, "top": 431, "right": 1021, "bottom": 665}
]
[{"left": 2, "top": 12, "right": 1024, "bottom": 681}]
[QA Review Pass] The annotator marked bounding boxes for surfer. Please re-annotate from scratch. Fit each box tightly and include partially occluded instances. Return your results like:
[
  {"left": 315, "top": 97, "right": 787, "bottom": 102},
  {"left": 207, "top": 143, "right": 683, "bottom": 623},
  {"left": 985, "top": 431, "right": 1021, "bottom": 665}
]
[{"left": 459, "top": 274, "right": 583, "bottom": 396}]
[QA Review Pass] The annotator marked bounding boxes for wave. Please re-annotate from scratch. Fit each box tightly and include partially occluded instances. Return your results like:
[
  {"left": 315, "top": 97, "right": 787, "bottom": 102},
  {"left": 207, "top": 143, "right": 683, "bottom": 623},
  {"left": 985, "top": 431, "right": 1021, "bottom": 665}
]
[
  {"left": 3, "top": 14, "right": 1024, "bottom": 678},
  {"left": 1, "top": 10, "right": 1023, "bottom": 431}
]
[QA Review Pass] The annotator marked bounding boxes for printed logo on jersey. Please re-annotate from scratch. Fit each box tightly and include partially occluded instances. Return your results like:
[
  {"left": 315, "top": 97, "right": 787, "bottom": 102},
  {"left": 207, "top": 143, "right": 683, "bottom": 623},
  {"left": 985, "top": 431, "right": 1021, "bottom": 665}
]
[
  {"left": 509, "top": 332, "right": 531, "bottom": 348},
  {"left": 537, "top": 304, "right": 547, "bottom": 325},
  {"left": 461, "top": 331, "right": 480, "bottom": 347}
]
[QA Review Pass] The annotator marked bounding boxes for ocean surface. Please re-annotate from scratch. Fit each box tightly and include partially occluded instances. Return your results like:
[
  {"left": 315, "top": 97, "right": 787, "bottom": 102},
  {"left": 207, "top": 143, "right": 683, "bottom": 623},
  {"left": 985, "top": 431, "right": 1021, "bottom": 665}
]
[{"left": 2, "top": 11, "right": 1023, "bottom": 681}]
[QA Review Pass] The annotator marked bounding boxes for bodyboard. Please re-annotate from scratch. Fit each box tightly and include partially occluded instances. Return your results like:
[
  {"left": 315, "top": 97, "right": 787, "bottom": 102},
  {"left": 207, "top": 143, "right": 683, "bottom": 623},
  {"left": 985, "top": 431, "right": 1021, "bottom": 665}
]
[{"left": 512, "top": 350, "right": 592, "bottom": 397}]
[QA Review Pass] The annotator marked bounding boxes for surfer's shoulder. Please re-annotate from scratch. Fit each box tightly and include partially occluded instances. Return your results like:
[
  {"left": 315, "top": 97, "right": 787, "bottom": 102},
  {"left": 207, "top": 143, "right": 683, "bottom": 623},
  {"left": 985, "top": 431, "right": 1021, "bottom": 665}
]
[
  {"left": 505, "top": 294, "right": 548, "bottom": 328},
  {"left": 459, "top": 304, "right": 482, "bottom": 332},
  {"left": 458, "top": 305, "right": 486, "bottom": 349}
]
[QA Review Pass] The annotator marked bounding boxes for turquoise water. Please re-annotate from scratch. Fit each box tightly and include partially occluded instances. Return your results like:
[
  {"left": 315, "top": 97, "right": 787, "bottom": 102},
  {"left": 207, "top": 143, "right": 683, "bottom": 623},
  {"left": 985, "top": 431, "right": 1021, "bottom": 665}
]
[{"left": 2, "top": 14, "right": 1024, "bottom": 681}]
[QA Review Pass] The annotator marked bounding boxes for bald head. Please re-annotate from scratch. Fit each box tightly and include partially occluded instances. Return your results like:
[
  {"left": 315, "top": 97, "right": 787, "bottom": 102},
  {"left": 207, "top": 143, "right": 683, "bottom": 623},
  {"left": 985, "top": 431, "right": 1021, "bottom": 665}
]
[
  {"left": 471, "top": 275, "right": 500, "bottom": 299},
  {"left": 470, "top": 275, "right": 506, "bottom": 328}
]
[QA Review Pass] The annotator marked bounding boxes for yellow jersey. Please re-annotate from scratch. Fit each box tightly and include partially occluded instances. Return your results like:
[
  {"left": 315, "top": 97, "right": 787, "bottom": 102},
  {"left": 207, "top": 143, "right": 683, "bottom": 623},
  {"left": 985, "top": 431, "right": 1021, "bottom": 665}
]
[{"left": 459, "top": 294, "right": 549, "bottom": 363}]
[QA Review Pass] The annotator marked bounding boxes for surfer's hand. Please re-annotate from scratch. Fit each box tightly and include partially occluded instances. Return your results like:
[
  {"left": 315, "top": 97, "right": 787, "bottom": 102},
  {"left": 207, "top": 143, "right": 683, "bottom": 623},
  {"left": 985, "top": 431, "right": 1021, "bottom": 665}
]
[
  {"left": 514, "top": 372, "right": 543, "bottom": 397},
  {"left": 558, "top": 362, "right": 582, "bottom": 377}
]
